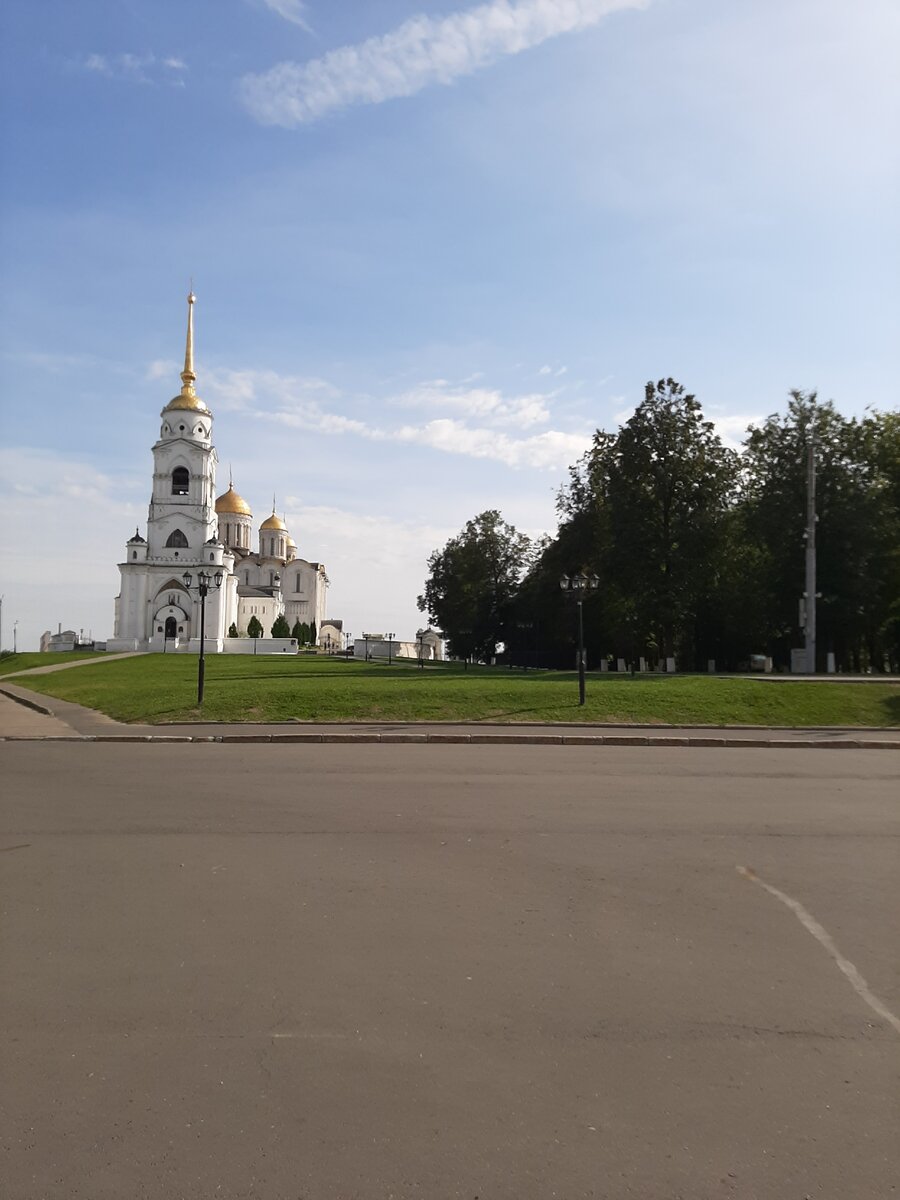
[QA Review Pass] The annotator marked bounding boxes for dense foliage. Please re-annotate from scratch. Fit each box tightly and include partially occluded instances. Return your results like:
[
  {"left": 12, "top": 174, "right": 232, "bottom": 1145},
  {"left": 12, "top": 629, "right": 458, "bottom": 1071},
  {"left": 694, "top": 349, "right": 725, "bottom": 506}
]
[
  {"left": 417, "top": 509, "right": 533, "bottom": 661},
  {"left": 421, "top": 383, "right": 900, "bottom": 672}
]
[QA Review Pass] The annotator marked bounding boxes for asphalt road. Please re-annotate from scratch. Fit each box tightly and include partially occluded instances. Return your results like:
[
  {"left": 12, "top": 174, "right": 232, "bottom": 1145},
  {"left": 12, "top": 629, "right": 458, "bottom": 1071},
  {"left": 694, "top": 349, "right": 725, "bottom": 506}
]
[{"left": 1, "top": 744, "right": 898, "bottom": 1199}]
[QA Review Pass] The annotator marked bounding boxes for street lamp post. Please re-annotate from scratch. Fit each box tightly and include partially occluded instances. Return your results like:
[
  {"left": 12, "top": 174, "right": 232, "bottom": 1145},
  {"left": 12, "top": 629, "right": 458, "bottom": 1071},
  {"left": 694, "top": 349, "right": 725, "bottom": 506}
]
[
  {"left": 387, "top": 632, "right": 394, "bottom": 666},
  {"left": 183, "top": 569, "right": 224, "bottom": 705},
  {"left": 559, "top": 571, "right": 600, "bottom": 705}
]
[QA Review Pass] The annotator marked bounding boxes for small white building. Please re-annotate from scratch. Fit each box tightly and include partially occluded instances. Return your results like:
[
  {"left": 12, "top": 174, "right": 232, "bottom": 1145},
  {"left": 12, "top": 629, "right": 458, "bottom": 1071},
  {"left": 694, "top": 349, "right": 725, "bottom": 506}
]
[
  {"left": 353, "top": 629, "right": 444, "bottom": 661},
  {"left": 40, "top": 627, "right": 96, "bottom": 653},
  {"left": 107, "top": 293, "right": 331, "bottom": 653}
]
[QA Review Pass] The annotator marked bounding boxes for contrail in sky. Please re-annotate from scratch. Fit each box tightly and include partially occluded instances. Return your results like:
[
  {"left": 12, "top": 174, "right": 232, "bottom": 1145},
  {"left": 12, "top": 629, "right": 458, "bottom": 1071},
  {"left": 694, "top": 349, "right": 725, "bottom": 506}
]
[{"left": 241, "top": 0, "right": 650, "bottom": 127}]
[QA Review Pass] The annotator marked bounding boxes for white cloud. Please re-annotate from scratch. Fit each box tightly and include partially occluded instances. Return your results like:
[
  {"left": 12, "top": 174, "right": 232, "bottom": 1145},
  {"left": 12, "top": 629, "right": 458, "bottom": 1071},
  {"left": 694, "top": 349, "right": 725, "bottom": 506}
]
[
  {"left": 392, "top": 379, "right": 551, "bottom": 427},
  {"left": 710, "top": 413, "right": 762, "bottom": 452},
  {"left": 200, "top": 365, "right": 584, "bottom": 468},
  {"left": 202, "top": 366, "right": 340, "bottom": 413},
  {"left": 146, "top": 359, "right": 177, "bottom": 381},
  {"left": 609, "top": 401, "right": 760, "bottom": 451},
  {"left": 394, "top": 418, "right": 590, "bottom": 469},
  {"left": 240, "top": 0, "right": 649, "bottom": 126},
  {"left": 276, "top": 504, "right": 460, "bottom": 636},
  {"left": 256, "top": 0, "right": 312, "bottom": 30},
  {"left": 83, "top": 52, "right": 187, "bottom": 85},
  {"left": 0, "top": 448, "right": 145, "bottom": 652}
]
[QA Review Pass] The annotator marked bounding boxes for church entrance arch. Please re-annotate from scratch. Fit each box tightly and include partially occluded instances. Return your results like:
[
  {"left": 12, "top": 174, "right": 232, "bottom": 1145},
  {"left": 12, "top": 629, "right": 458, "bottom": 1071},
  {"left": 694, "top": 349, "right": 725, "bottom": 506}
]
[{"left": 152, "top": 589, "right": 191, "bottom": 651}]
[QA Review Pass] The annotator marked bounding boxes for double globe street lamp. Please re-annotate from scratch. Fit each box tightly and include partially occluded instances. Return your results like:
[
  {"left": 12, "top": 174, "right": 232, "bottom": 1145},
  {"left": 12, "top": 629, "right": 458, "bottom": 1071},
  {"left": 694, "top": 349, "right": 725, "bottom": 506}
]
[
  {"left": 182, "top": 569, "right": 223, "bottom": 705},
  {"left": 559, "top": 571, "right": 600, "bottom": 705}
]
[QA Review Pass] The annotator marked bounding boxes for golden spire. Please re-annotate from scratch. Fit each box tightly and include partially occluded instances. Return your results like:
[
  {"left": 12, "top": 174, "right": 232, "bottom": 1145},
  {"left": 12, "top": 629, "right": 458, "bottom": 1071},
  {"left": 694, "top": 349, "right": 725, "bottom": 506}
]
[
  {"left": 180, "top": 288, "right": 197, "bottom": 396},
  {"left": 162, "top": 286, "right": 209, "bottom": 414}
]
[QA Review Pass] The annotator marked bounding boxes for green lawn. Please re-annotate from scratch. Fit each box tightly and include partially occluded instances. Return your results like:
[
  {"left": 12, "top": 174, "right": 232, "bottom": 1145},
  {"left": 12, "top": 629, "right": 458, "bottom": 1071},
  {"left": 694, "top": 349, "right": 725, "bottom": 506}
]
[
  {"left": 0, "top": 651, "right": 102, "bottom": 676},
  {"left": 10, "top": 653, "right": 900, "bottom": 727}
]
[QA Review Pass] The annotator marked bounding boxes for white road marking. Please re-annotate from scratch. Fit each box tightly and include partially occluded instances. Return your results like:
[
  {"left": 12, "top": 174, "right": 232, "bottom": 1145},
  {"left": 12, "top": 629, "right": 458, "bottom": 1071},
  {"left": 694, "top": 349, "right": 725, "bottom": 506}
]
[
  {"left": 270, "top": 1032, "right": 347, "bottom": 1040},
  {"left": 737, "top": 865, "right": 900, "bottom": 1037}
]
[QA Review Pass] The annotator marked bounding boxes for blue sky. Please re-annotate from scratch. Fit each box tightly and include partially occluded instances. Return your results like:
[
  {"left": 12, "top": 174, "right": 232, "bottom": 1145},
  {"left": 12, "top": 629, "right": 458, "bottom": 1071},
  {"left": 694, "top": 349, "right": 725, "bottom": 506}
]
[{"left": 1, "top": 0, "right": 898, "bottom": 651}]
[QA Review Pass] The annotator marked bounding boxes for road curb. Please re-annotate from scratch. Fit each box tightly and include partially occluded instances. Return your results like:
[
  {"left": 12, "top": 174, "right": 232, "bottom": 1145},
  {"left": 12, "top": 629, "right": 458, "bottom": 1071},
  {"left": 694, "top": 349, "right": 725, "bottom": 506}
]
[
  {"left": 2, "top": 732, "right": 898, "bottom": 748},
  {"left": 0, "top": 687, "right": 55, "bottom": 716}
]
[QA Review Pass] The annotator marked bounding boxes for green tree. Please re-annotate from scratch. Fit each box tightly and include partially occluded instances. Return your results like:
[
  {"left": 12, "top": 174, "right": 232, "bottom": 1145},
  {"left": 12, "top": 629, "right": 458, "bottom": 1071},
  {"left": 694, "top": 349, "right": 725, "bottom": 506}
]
[
  {"left": 743, "top": 394, "right": 900, "bottom": 671},
  {"left": 608, "top": 380, "right": 739, "bottom": 665},
  {"left": 247, "top": 615, "right": 263, "bottom": 640},
  {"left": 418, "top": 510, "right": 532, "bottom": 661},
  {"left": 309, "top": 619, "right": 317, "bottom": 646},
  {"left": 271, "top": 615, "right": 291, "bottom": 638},
  {"left": 551, "top": 380, "right": 738, "bottom": 668},
  {"left": 291, "top": 620, "right": 303, "bottom": 641},
  {"left": 228, "top": 622, "right": 239, "bottom": 639}
]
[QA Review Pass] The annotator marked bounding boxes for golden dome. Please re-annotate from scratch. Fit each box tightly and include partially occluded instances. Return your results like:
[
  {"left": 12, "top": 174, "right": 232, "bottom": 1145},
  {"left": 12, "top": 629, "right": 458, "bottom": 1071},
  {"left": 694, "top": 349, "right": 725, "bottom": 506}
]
[
  {"left": 285, "top": 535, "right": 296, "bottom": 548},
  {"left": 260, "top": 512, "right": 287, "bottom": 532},
  {"left": 215, "top": 485, "right": 252, "bottom": 517},
  {"left": 164, "top": 391, "right": 210, "bottom": 414}
]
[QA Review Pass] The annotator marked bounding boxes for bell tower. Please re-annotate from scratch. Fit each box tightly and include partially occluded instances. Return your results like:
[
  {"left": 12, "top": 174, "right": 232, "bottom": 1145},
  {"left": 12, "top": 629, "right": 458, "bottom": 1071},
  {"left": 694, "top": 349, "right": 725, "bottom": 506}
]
[{"left": 146, "top": 291, "right": 219, "bottom": 560}]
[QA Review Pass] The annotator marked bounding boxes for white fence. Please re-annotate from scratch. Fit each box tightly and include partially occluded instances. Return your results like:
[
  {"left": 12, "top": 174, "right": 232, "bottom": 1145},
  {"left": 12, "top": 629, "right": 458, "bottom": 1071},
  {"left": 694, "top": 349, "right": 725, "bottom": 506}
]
[{"left": 223, "top": 638, "right": 298, "bottom": 655}]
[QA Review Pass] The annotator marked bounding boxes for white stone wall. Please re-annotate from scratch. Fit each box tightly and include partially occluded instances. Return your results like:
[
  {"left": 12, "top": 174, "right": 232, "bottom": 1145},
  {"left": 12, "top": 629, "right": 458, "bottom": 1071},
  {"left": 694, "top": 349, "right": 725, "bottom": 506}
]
[
  {"left": 236, "top": 594, "right": 280, "bottom": 636},
  {"left": 223, "top": 638, "right": 298, "bottom": 655}
]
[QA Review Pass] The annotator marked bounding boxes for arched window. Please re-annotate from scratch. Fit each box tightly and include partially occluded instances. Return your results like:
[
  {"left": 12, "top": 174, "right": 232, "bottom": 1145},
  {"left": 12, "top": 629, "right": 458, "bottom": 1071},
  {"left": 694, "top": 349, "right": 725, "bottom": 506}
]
[
  {"left": 171, "top": 467, "right": 189, "bottom": 495},
  {"left": 166, "top": 529, "right": 189, "bottom": 548}
]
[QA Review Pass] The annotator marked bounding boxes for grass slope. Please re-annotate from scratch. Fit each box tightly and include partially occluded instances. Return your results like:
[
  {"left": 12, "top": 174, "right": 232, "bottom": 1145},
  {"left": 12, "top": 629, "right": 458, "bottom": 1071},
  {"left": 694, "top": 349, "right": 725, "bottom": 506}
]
[
  {"left": 13, "top": 653, "right": 900, "bottom": 727},
  {"left": 0, "top": 651, "right": 101, "bottom": 677}
]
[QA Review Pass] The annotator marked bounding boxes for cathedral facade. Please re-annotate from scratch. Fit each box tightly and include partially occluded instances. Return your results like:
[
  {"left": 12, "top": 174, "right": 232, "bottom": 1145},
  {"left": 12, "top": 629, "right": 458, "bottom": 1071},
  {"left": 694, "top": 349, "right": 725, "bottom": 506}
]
[{"left": 107, "top": 294, "right": 329, "bottom": 653}]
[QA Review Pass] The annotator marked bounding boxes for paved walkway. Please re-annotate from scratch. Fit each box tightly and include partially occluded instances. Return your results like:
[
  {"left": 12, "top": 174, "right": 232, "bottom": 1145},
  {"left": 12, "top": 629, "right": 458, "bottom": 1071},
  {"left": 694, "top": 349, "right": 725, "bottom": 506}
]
[
  {"left": 2, "top": 651, "right": 141, "bottom": 679},
  {"left": 1, "top": 678, "right": 898, "bottom": 748}
]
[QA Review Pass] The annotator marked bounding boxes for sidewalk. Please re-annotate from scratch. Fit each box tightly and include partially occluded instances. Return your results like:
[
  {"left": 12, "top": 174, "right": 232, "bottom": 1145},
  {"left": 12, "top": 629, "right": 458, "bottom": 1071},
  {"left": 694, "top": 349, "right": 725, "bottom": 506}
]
[{"left": 1, "top": 680, "right": 899, "bottom": 748}]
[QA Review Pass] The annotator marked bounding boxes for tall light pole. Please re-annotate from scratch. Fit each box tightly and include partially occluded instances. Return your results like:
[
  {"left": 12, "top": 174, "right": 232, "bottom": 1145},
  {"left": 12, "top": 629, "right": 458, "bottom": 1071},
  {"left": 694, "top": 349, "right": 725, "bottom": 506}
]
[
  {"left": 804, "top": 428, "right": 817, "bottom": 674},
  {"left": 560, "top": 571, "right": 600, "bottom": 705},
  {"left": 183, "top": 569, "right": 223, "bottom": 705},
  {"left": 387, "top": 632, "right": 394, "bottom": 666},
  {"left": 13, "top": 619, "right": 18, "bottom": 655}
]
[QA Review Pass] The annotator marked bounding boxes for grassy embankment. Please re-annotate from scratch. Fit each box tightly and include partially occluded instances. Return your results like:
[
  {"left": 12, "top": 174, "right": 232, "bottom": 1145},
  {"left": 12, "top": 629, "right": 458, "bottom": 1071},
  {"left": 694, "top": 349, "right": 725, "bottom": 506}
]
[
  {"left": 11, "top": 653, "right": 900, "bottom": 727},
  {"left": 0, "top": 651, "right": 101, "bottom": 677}
]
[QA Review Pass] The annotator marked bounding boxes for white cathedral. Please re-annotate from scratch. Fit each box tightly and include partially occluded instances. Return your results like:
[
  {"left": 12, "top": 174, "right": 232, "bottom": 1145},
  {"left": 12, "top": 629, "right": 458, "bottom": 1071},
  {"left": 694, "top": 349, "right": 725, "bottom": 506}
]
[{"left": 107, "top": 294, "right": 329, "bottom": 654}]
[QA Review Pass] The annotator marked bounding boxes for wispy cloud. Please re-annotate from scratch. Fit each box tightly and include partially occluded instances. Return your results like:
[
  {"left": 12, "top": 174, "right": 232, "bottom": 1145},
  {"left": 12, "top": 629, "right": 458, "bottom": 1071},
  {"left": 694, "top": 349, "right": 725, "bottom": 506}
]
[
  {"left": 391, "top": 379, "right": 552, "bottom": 428},
  {"left": 393, "top": 419, "right": 590, "bottom": 469},
  {"left": 255, "top": 0, "right": 312, "bottom": 30},
  {"left": 200, "top": 365, "right": 589, "bottom": 469},
  {"left": 83, "top": 52, "right": 187, "bottom": 86},
  {"left": 240, "top": 0, "right": 649, "bottom": 127}
]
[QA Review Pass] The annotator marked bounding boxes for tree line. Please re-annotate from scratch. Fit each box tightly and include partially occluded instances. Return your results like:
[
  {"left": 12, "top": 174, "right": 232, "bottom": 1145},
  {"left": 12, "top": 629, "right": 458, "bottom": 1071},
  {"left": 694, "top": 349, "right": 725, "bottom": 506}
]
[
  {"left": 228, "top": 618, "right": 318, "bottom": 643},
  {"left": 418, "top": 383, "right": 900, "bottom": 673}
]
